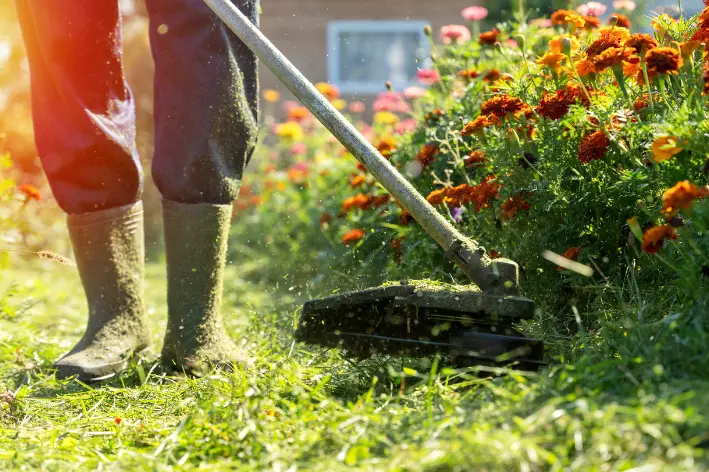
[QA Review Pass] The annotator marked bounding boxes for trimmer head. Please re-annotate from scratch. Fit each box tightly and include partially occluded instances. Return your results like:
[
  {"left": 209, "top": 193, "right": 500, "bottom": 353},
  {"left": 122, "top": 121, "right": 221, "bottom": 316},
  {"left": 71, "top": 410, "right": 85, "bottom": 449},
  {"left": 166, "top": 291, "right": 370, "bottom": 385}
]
[{"left": 296, "top": 280, "right": 545, "bottom": 370}]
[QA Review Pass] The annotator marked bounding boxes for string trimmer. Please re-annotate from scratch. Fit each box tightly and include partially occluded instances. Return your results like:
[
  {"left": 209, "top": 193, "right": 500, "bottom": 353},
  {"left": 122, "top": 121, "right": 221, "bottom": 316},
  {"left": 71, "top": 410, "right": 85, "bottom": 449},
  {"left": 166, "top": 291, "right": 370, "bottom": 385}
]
[{"left": 204, "top": 0, "right": 545, "bottom": 369}]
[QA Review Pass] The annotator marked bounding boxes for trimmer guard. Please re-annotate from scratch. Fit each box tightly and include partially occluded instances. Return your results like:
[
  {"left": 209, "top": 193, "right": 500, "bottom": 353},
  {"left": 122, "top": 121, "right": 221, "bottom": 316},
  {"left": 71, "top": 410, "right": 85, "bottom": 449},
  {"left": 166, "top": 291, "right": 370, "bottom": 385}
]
[{"left": 296, "top": 281, "right": 545, "bottom": 370}]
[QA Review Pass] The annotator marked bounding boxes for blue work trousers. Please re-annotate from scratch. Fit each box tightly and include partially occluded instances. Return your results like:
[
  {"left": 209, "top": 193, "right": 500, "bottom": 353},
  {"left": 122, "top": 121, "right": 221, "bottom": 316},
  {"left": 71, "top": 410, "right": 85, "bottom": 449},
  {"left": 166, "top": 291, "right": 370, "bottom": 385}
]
[{"left": 16, "top": 0, "right": 259, "bottom": 214}]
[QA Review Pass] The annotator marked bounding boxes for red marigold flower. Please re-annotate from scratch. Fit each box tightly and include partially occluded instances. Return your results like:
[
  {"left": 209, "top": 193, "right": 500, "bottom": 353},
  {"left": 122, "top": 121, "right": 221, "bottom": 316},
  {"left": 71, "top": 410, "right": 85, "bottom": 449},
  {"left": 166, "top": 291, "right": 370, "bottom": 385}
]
[
  {"left": 457, "top": 69, "right": 479, "bottom": 80},
  {"left": 479, "top": 29, "right": 499, "bottom": 46},
  {"left": 501, "top": 195, "right": 531, "bottom": 220},
  {"left": 371, "top": 194, "right": 391, "bottom": 207},
  {"left": 586, "top": 34, "right": 623, "bottom": 59},
  {"left": 583, "top": 16, "right": 601, "bottom": 29},
  {"left": 662, "top": 181, "right": 709, "bottom": 215},
  {"left": 482, "top": 69, "right": 504, "bottom": 83},
  {"left": 624, "top": 34, "right": 658, "bottom": 55},
  {"left": 342, "top": 229, "right": 365, "bottom": 245},
  {"left": 320, "top": 213, "right": 332, "bottom": 226},
  {"left": 613, "top": 14, "right": 632, "bottom": 28},
  {"left": 19, "top": 183, "right": 41, "bottom": 201},
  {"left": 467, "top": 175, "right": 502, "bottom": 212},
  {"left": 645, "top": 47, "right": 683, "bottom": 75},
  {"left": 416, "top": 143, "right": 439, "bottom": 167},
  {"left": 578, "top": 130, "right": 610, "bottom": 164},
  {"left": 465, "top": 150, "right": 487, "bottom": 167},
  {"left": 691, "top": 27, "right": 709, "bottom": 46},
  {"left": 114, "top": 417, "right": 122, "bottom": 425},
  {"left": 557, "top": 246, "right": 583, "bottom": 270},
  {"left": 480, "top": 95, "right": 530, "bottom": 119},
  {"left": 641, "top": 225, "right": 677, "bottom": 254}
]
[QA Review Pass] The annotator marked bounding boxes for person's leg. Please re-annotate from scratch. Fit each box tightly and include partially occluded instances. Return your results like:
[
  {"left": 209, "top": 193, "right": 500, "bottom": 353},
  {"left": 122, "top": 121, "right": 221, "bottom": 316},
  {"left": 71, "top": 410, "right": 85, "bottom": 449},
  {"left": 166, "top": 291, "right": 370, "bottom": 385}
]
[
  {"left": 16, "top": 0, "right": 150, "bottom": 380},
  {"left": 145, "top": 0, "right": 259, "bottom": 374}
]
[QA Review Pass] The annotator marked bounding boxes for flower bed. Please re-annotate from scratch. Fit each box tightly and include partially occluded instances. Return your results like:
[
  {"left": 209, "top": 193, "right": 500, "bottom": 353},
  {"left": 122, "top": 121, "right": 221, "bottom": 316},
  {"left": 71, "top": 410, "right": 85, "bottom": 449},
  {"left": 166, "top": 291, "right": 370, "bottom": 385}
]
[{"left": 234, "top": 3, "right": 709, "bottom": 348}]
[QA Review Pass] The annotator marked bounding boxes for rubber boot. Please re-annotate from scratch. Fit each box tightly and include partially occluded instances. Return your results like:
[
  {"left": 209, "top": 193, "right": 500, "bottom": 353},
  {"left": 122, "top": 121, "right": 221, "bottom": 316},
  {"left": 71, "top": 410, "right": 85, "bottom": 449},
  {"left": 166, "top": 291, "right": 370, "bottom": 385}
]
[
  {"left": 161, "top": 199, "right": 244, "bottom": 375},
  {"left": 55, "top": 202, "right": 151, "bottom": 381}
]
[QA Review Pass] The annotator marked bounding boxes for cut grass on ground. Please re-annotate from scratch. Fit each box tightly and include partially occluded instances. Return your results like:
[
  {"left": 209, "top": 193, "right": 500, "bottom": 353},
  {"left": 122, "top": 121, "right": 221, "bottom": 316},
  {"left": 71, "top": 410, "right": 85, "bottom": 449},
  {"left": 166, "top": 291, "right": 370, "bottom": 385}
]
[{"left": 0, "top": 260, "right": 707, "bottom": 471}]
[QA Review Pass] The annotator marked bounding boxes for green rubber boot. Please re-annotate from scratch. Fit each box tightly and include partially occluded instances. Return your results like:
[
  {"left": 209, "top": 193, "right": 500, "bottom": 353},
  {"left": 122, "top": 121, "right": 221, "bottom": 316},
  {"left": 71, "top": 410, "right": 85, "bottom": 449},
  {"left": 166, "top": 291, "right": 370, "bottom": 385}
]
[
  {"left": 55, "top": 202, "right": 151, "bottom": 381},
  {"left": 161, "top": 200, "right": 244, "bottom": 375}
]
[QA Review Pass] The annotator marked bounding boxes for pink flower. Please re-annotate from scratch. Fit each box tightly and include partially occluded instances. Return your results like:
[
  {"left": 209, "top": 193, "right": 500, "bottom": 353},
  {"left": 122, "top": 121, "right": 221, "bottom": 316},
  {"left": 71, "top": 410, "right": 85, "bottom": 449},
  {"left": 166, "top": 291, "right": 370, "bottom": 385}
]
[
  {"left": 373, "top": 91, "right": 411, "bottom": 113},
  {"left": 461, "top": 6, "right": 488, "bottom": 21},
  {"left": 395, "top": 118, "right": 417, "bottom": 135},
  {"left": 506, "top": 38, "right": 518, "bottom": 48},
  {"left": 417, "top": 69, "right": 441, "bottom": 85},
  {"left": 577, "top": 1, "right": 607, "bottom": 17},
  {"left": 282, "top": 100, "right": 300, "bottom": 112},
  {"left": 530, "top": 18, "right": 553, "bottom": 27},
  {"left": 440, "top": 25, "right": 471, "bottom": 45},
  {"left": 348, "top": 101, "right": 366, "bottom": 113},
  {"left": 613, "top": 0, "right": 636, "bottom": 11},
  {"left": 377, "top": 91, "right": 402, "bottom": 102},
  {"left": 403, "top": 86, "right": 426, "bottom": 100},
  {"left": 290, "top": 143, "right": 307, "bottom": 155}
]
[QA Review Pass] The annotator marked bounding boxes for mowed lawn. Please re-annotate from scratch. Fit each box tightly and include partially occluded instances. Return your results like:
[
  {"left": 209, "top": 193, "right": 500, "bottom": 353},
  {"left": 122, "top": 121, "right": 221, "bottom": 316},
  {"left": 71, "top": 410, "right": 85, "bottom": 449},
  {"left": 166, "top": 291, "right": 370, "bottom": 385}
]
[{"left": 0, "top": 257, "right": 708, "bottom": 471}]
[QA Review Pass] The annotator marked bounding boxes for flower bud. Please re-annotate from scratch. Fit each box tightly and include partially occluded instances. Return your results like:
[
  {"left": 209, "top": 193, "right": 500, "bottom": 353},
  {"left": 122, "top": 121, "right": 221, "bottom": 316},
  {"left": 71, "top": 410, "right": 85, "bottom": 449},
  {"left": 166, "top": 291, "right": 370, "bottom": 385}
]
[
  {"left": 609, "top": 15, "right": 618, "bottom": 27},
  {"left": 494, "top": 41, "right": 503, "bottom": 53},
  {"left": 424, "top": 25, "right": 432, "bottom": 37},
  {"left": 506, "top": 128, "right": 522, "bottom": 152},
  {"left": 385, "top": 80, "right": 393, "bottom": 91},
  {"left": 561, "top": 37, "right": 573, "bottom": 56},
  {"left": 515, "top": 35, "right": 525, "bottom": 50}
]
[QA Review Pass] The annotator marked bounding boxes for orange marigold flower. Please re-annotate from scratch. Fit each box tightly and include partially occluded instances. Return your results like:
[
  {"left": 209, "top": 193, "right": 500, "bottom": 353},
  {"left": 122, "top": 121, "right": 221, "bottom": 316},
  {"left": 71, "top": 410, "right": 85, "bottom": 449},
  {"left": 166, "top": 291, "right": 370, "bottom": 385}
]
[
  {"left": 598, "top": 26, "right": 630, "bottom": 41},
  {"left": 461, "top": 115, "right": 498, "bottom": 136},
  {"left": 19, "top": 183, "right": 41, "bottom": 201},
  {"left": 699, "top": 6, "right": 709, "bottom": 27},
  {"left": 586, "top": 34, "right": 623, "bottom": 58},
  {"left": 315, "top": 82, "right": 341, "bottom": 100},
  {"left": 480, "top": 95, "right": 530, "bottom": 119},
  {"left": 426, "top": 188, "right": 448, "bottom": 205},
  {"left": 287, "top": 106, "right": 309, "bottom": 122},
  {"left": 465, "top": 150, "right": 488, "bottom": 167},
  {"left": 479, "top": 29, "right": 499, "bottom": 46},
  {"left": 457, "top": 69, "right": 479, "bottom": 80},
  {"left": 416, "top": 143, "right": 439, "bottom": 167},
  {"left": 591, "top": 47, "right": 633, "bottom": 71},
  {"left": 633, "top": 94, "right": 655, "bottom": 111},
  {"left": 376, "top": 137, "right": 397, "bottom": 157},
  {"left": 651, "top": 135, "right": 684, "bottom": 162},
  {"left": 537, "top": 84, "right": 589, "bottom": 120},
  {"left": 583, "top": 16, "right": 601, "bottom": 29},
  {"left": 342, "top": 229, "right": 365, "bottom": 245},
  {"left": 645, "top": 47, "right": 683, "bottom": 75},
  {"left": 536, "top": 52, "right": 568, "bottom": 73},
  {"left": 341, "top": 193, "right": 371, "bottom": 213},
  {"left": 578, "top": 130, "right": 610, "bottom": 164},
  {"left": 551, "top": 10, "right": 585, "bottom": 28},
  {"left": 624, "top": 34, "right": 658, "bottom": 55},
  {"left": 371, "top": 194, "right": 391, "bottom": 207},
  {"left": 574, "top": 57, "right": 597, "bottom": 77},
  {"left": 613, "top": 14, "right": 632, "bottom": 28},
  {"left": 661, "top": 181, "right": 709, "bottom": 215},
  {"left": 468, "top": 175, "right": 502, "bottom": 212},
  {"left": 557, "top": 247, "right": 582, "bottom": 270},
  {"left": 501, "top": 195, "right": 531, "bottom": 220},
  {"left": 482, "top": 69, "right": 503, "bottom": 83},
  {"left": 641, "top": 225, "right": 677, "bottom": 254},
  {"left": 350, "top": 175, "right": 366, "bottom": 188}
]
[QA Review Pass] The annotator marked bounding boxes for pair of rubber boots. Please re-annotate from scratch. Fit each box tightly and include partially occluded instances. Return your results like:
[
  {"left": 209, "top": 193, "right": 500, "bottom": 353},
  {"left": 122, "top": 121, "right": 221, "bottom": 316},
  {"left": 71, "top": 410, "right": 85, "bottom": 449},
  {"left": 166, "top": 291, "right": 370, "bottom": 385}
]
[{"left": 54, "top": 199, "right": 242, "bottom": 381}]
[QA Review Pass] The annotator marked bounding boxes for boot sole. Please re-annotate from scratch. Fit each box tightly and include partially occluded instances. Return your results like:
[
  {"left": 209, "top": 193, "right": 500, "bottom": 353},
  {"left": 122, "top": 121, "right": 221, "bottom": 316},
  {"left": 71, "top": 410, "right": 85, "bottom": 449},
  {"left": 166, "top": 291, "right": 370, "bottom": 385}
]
[{"left": 54, "top": 347, "right": 155, "bottom": 383}]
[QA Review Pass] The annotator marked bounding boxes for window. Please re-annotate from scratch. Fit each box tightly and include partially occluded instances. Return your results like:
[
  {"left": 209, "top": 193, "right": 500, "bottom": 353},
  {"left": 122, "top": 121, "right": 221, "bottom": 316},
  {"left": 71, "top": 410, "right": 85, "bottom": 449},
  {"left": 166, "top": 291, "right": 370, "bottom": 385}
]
[{"left": 327, "top": 20, "right": 431, "bottom": 94}]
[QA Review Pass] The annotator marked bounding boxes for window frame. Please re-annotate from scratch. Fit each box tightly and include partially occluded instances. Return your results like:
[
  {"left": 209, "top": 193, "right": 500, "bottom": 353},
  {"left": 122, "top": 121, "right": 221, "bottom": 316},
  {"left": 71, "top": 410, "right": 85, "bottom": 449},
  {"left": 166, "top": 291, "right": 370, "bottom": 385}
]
[{"left": 326, "top": 20, "right": 431, "bottom": 94}]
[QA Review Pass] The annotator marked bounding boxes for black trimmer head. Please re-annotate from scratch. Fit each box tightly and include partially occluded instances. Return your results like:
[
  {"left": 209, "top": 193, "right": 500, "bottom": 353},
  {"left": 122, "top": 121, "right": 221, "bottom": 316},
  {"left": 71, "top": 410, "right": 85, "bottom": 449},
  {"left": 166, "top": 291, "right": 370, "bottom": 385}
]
[{"left": 296, "top": 280, "right": 545, "bottom": 371}]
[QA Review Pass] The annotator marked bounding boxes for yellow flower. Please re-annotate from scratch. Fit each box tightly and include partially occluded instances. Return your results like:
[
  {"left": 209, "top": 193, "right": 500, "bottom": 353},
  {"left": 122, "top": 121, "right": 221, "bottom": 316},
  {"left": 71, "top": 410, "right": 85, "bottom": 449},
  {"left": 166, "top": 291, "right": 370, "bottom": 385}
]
[
  {"left": 373, "top": 111, "right": 400, "bottom": 126},
  {"left": 331, "top": 99, "right": 347, "bottom": 110},
  {"left": 263, "top": 89, "right": 280, "bottom": 103},
  {"left": 276, "top": 121, "right": 304, "bottom": 141},
  {"left": 651, "top": 135, "right": 683, "bottom": 162},
  {"left": 536, "top": 52, "right": 568, "bottom": 73},
  {"left": 598, "top": 26, "right": 631, "bottom": 41},
  {"left": 652, "top": 15, "right": 671, "bottom": 36}
]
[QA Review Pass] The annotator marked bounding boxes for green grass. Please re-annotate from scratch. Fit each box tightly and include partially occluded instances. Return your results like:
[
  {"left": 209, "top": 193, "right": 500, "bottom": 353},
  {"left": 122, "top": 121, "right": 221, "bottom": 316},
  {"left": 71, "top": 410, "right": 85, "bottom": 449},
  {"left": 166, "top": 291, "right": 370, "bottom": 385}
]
[{"left": 1, "top": 258, "right": 708, "bottom": 471}]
